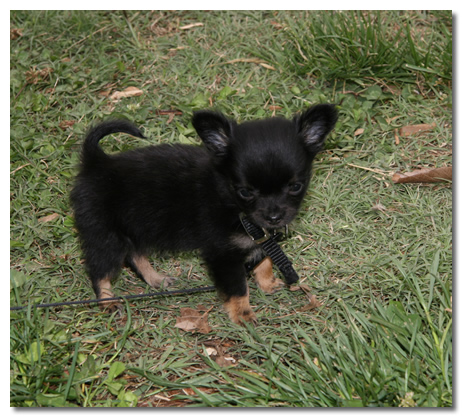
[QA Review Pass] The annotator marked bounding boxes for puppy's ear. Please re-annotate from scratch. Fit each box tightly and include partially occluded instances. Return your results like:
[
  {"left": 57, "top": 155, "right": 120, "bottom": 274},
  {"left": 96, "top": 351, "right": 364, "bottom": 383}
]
[
  {"left": 295, "top": 104, "right": 338, "bottom": 154},
  {"left": 192, "top": 111, "right": 235, "bottom": 158}
]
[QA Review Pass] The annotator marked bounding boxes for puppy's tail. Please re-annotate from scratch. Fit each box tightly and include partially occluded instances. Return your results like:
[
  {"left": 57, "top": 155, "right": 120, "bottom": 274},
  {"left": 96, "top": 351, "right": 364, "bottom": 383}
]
[{"left": 81, "top": 120, "right": 145, "bottom": 164}]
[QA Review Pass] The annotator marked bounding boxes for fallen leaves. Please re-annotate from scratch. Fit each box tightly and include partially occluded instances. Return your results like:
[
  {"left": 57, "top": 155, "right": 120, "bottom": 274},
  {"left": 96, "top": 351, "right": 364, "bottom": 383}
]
[
  {"left": 155, "top": 109, "right": 183, "bottom": 124},
  {"left": 392, "top": 166, "right": 452, "bottom": 184},
  {"left": 399, "top": 122, "right": 437, "bottom": 137},
  {"left": 11, "top": 28, "right": 23, "bottom": 40},
  {"left": 179, "top": 22, "right": 204, "bottom": 30},
  {"left": 38, "top": 213, "right": 60, "bottom": 223},
  {"left": 175, "top": 305, "right": 212, "bottom": 334},
  {"left": 25, "top": 67, "right": 53, "bottom": 85},
  {"left": 204, "top": 345, "right": 236, "bottom": 367},
  {"left": 224, "top": 58, "right": 276, "bottom": 70},
  {"left": 290, "top": 284, "right": 322, "bottom": 311},
  {"left": 109, "top": 86, "right": 143, "bottom": 102}
]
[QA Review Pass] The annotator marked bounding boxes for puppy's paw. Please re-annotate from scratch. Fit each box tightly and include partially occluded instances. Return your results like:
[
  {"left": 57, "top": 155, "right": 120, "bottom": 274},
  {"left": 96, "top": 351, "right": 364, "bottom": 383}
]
[
  {"left": 257, "top": 276, "right": 285, "bottom": 294},
  {"left": 253, "top": 257, "right": 284, "bottom": 294},
  {"left": 130, "top": 255, "right": 176, "bottom": 288},
  {"left": 99, "top": 299, "right": 123, "bottom": 315},
  {"left": 147, "top": 274, "right": 177, "bottom": 289},
  {"left": 224, "top": 295, "right": 258, "bottom": 325},
  {"left": 97, "top": 279, "right": 122, "bottom": 314}
]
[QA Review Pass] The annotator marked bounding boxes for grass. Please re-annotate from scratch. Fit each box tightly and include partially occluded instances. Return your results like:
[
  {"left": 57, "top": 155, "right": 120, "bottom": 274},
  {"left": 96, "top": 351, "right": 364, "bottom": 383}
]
[{"left": 10, "top": 10, "right": 452, "bottom": 407}]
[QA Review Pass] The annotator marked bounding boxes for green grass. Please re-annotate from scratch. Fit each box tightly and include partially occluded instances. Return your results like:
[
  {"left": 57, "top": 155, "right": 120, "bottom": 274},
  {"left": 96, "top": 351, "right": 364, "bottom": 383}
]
[{"left": 10, "top": 10, "right": 452, "bottom": 407}]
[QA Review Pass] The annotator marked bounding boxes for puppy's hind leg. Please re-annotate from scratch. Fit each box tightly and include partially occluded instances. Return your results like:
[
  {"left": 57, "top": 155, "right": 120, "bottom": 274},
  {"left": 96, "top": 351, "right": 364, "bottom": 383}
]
[
  {"left": 84, "top": 234, "right": 127, "bottom": 313},
  {"left": 92, "top": 274, "right": 122, "bottom": 313},
  {"left": 127, "top": 254, "right": 176, "bottom": 288}
]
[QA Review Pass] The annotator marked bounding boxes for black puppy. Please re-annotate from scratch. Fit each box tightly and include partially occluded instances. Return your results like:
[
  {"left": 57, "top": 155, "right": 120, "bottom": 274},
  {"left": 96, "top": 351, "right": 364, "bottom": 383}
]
[{"left": 71, "top": 105, "right": 338, "bottom": 323}]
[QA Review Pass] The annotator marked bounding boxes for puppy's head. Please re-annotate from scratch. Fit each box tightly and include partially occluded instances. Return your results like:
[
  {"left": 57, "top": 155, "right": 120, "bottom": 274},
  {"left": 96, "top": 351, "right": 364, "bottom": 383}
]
[{"left": 192, "top": 105, "right": 338, "bottom": 230}]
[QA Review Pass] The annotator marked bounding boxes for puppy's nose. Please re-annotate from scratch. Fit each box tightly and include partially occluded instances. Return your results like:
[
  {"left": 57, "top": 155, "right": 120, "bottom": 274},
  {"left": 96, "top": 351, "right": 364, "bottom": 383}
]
[{"left": 265, "top": 213, "right": 283, "bottom": 226}]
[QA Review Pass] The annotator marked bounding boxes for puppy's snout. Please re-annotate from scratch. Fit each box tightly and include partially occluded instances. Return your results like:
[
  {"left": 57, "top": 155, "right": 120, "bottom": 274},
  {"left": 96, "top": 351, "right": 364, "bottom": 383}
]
[{"left": 264, "top": 212, "right": 284, "bottom": 226}]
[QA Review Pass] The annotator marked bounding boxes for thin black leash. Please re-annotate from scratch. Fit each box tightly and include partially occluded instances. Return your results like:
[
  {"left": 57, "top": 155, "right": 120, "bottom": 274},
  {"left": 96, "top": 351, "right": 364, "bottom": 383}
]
[
  {"left": 10, "top": 285, "right": 216, "bottom": 312},
  {"left": 239, "top": 214, "right": 300, "bottom": 285}
]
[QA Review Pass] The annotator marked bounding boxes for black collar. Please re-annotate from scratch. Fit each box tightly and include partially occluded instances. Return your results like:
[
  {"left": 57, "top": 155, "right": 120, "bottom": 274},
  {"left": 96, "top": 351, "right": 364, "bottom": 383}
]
[{"left": 239, "top": 214, "right": 299, "bottom": 285}]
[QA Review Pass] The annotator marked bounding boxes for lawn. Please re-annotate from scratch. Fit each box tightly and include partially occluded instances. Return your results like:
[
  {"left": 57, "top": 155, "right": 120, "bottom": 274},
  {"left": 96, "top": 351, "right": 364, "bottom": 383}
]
[{"left": 10, "top": 10, "right": 452, "bottom": 407}]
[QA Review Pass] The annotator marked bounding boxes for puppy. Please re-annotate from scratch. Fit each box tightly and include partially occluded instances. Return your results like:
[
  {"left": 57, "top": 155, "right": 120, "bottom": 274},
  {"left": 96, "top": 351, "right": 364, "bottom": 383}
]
[{"left": 70, "top": 104, "right": 338, "bottom": 324}]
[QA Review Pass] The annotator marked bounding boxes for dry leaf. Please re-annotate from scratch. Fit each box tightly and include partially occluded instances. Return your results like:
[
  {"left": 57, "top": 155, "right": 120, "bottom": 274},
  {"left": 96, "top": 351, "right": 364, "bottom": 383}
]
[
  {"left": 155, "top": 109, "right": 183, "bottom": 116},
  {"left": 399, "top": 123, "right": 436, "bottom": 136},
  {"left": 225, "top": 58, "right": 266, "bottom": 65},
  {"left": 179, "top": 22, "right": 204, "bottom": 30},
  {"left": 38, "top": 213, "right": 59, "bottom": 223},
  {"left": 260, "top": 63, "right": 276, "bottom": 70},
  {"left": 291, "top": 284, "right": 322, "bottom": 311},
  {"left": 299, "top": 294, "right": 322, "bottom": 311},
  {"left": 371, "top": 202, "right": 387, "bottom": 212},
  {"left": 392, "top": 166, "right": 452, "bottom": 184},
  {"left": 203, "top": 344, "right": 235, "bottom": 367},
  {"left": 270, "top": 21, "right": 284, "bottom": 30},
  {"left": 25, "top": 67, "right": 53, "bottom": 85},
  {"left": 354, "top": 128, "right": 365, "bottom": 136},
  {"left": 155, "top": 109, "right": 182, "bottom": 124},
  {"left": 175, "top": 307, "right": 212, "bottom": 334},
  {"left": 11, "top": 28, "right": 23, "bottom": 40},
  {"left": 59, "top": 120, "right": 76, "bottom": 130},
  {"left": 109, "top": 86, "right": 143, "bottom": 101}
]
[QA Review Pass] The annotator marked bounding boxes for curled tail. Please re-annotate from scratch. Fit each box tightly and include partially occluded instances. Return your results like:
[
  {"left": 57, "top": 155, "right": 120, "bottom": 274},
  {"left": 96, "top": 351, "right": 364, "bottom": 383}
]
[{"left": 81, "top": 119, "right": 145, "bottom": 164}]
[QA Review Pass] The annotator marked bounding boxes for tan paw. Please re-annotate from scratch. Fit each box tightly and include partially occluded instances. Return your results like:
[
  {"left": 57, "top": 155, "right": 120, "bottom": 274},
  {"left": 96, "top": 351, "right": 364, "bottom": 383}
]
[
  {"left": 253, "top": 257, "right": 285, "bottom": 293},
  {"left": 224, "top": 294, "right": 258, "bottom": 325}
]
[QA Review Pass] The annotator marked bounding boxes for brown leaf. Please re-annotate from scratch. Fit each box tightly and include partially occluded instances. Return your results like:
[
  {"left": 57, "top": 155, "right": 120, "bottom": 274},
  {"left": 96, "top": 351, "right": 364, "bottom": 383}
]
[
  {"left": 298, "top": 294, "right": 322, "bottom": 311},
  {"left": 392, "top": 166, "right": 452, "bottom": 184},
  {"left": 290, "top": 284, "right": 322, "bottom": 311},
  {"left": 59, "top": 120, "right": 76, "bottom": 130},
  {"left": 38, "top": 213, "right": 59, "bottom": 223},
  {"left": 354, "top": 128, "right": 365, "bottom": 136},
  {"left": 10, "top": 28, "right": 23, "bottom": 40},
  {"left": 204, "top": 344, "right": 236, "bottom": 367},
  {"left": 25, "top": 67, "right": 53, "bottom": 85},
  {"left": 155, "top": 109, "right": 183, "bottom": 125},
  {"left": 109, "top": 86, "right": 143, "bottom": 102},
  {"left": 270, "top": 21, "right": 284, "bottom": 30},
  {"left": 399, "top": 123, "right": 436, "bottom": 136},
  {"left": 175, "top": 307, "right": 212, "bottom": 334},
  {"left": 394, "top": 129, "right": 400, "bottom": 145},
  {"left": 155, "top": 109, "right": 183, "bottom": 116}
]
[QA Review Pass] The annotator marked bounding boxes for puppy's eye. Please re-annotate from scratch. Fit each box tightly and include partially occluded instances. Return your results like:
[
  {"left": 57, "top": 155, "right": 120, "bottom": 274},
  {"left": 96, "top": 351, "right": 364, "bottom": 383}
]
[
  {"left": 237, "top": 188, "right": 254, "bottom": 200},
  {"left": 289, "top": 182, "right": 303, "bottom": 194}
]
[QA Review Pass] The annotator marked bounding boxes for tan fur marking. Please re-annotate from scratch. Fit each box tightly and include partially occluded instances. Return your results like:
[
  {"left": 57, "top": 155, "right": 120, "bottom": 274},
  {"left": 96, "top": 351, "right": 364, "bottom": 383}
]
[
  {"left": 99, "top": 276, "right": 115, "bottom": 298},
  {"left": 131, "top": 255, "right": 174, "bottom": 288},
  {"left": 253, "top": 257, "right": 284, "bottom": 293},
  {"left": 98, "top": 276, "right": 121, "bottom": 312},
  {"left": 223, "top": 290, "right": 257, "bottom": 324}
]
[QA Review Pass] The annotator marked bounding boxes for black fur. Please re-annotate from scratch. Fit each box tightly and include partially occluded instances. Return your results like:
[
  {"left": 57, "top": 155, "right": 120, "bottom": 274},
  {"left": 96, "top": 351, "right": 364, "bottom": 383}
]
[{"left": 70, "top": 105, "right": 338, "bottom": 319}]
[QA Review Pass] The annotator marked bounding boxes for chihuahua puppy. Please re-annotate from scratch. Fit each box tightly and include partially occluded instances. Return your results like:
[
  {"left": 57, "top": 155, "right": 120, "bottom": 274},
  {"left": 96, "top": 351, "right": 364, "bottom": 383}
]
[{"left": 71, "top": 104, "right": 338, "bottom": 324}]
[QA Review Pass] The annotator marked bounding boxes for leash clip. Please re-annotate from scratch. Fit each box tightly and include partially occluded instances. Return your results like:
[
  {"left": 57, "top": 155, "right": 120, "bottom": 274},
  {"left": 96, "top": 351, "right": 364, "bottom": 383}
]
[{"left": 239, "top": 213, "right": 272, "bottom": 244}]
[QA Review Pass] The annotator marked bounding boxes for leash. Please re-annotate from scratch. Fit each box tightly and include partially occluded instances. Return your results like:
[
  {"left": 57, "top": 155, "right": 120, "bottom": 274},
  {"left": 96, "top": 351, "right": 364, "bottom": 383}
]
[
  {"left": 11, "top": 218, "right": 299, "bottom": 311},
  {"left": 10, "top": 286, "right": 216, "bottom": 311},
  {"left": 239, "top": 214, "right": 300, "bottom": 285}
]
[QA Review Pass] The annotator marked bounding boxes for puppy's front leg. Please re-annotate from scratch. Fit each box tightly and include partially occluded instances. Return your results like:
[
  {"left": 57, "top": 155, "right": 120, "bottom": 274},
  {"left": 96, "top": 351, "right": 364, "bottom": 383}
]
[
  {"left": 204, "top": 254, "right": 257, "bottom": 325},
  {"left": 223, "top": 288, "right": 256, "bottom": 325},
  {"left": 253, "top": 257, "right": 284, "bottom": 293}
]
